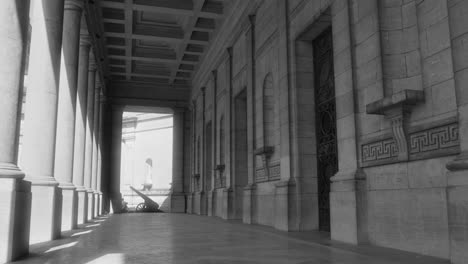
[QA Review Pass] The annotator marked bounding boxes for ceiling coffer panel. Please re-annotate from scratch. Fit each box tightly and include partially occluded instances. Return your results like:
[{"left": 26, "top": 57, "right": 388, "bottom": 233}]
[{"left": 100, "top": 0, "right": 227, "bottom": 85}]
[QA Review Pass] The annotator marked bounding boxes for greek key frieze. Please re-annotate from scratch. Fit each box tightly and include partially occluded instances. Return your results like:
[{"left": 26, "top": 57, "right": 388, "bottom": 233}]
[
  {"left": 361, "top": 138, "right": 398, "bottom": 162},
  {"left": 409, "top": 123, "right": 459, "bottom": 154},
  {"left": 361, "top": 121, "right": 460, "bottom": 167}
]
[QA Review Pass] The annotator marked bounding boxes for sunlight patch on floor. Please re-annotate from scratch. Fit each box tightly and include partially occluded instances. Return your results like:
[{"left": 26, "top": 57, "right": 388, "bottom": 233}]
[{"left": 44, "top": 242, "right": 78, "bottom": 253}]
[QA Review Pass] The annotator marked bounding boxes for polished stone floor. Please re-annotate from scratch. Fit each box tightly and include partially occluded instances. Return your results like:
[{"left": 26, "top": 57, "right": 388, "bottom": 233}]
[{"left": 11, "top": 213, "right": 449, "bottom": 264}]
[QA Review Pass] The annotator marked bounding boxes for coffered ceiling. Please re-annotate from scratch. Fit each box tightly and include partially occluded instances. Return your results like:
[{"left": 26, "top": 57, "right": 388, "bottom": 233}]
[{"left": 94, "top": 0, "right": 228, "bottom": 88}]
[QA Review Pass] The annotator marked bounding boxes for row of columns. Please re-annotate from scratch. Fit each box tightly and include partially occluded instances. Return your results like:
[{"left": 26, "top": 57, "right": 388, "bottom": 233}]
[{"left": 0, "top": 0, "right": 106, "bottom": 262}]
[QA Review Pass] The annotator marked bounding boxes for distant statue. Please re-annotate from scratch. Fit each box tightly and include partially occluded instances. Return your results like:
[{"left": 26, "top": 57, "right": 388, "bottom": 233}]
[{"left": 142, "top": 158, "right": 153, "bottom": 191}]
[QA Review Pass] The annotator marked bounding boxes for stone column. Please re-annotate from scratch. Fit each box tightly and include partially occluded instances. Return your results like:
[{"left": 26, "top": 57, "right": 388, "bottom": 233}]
[
  {"left": 273, "top": 0, "right": 293, "bottom": 231},
  {"left": 208, "top": 70, "right": 217, "bottom": 217},
  {"left": 446, "top": 1, "right": 468, "bottom": 262},
  {"left": 200, "top": 88, "right": 207, "bottom": 215},
  {"left": 92, "top": 77, "right": 101, "bottom": 218},
  {"left": 110, "top": 105, "right": 123, "bottom": 213},
  {"left": 21, "top": 0, "right": 65, "bottom": 244},
  {"left": 243, "top": 14, "right": 256, "bottom": 225},
  {"left": 55, "top": 0, "right": 84, "bottom": 232},
  {"left": 222, "top": 47, "right": 234, "bottom": 220},
  {"left": 328, "top": 0, "right": 367, "bottom": 244},
  {"left": 96, "top": 95, "right": 105, "bottom": 215},
  {"left": 73, "top": 31, "right": 91, "bottom": 225},
  {"left": 170, "top": 108, "right": 186, "bottom": 212},
  {"left": 84, "top": 52, "right": 97, "bottom": 221},
  {"left": 0, "top": 1, "right": 31, "bottom": 262}
]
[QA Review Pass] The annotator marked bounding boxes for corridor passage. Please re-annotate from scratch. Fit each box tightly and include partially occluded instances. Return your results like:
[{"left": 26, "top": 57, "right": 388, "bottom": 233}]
[{"left": 12, "top": 214, "right": 449, "bottom": 264}]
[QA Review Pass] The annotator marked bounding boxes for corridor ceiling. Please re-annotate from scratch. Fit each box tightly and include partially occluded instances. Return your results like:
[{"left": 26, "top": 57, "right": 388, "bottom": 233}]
[{"left": 90, "top": 0, "right": 229, "bottom": 90}]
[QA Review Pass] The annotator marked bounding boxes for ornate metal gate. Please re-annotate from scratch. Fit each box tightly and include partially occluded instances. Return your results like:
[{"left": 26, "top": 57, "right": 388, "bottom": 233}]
[{"left": 313, "top": 28, "right": 338, "bottom": 232}]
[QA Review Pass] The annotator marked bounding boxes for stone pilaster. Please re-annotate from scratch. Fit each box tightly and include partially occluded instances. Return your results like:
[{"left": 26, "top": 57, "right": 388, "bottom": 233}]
[
  {"left": 243, "top": 14, "right": 256, "bottom": 224},
  {"left": 0, "top": 0, "right": 31, "bottom": 261},
  {"left": 73, "top": 31, "right": 91, "bottom": 224},
  {"left": 55, "top": 0, "right": 84, "bottom": 231},
  {"left": 328, "top": 0, "right": 368, "bottom": 244},
  {"left": 21, "top": 0, "right": 65, "bottom": 244},
  {"left": 84, "top": 52, "right": 97, "bottom": 221},
  {"left": 446, "top": 1, "right": 468, "bottom": 262},
  {"left": 208, "top": 70, "right": 217, "bottom": 217},
  {"left": 169, "top": 108, "right": 186, "bottom": 213}
]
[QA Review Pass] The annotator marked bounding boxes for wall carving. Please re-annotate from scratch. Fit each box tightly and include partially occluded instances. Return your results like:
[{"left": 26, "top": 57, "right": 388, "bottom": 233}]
[
  {"left": 361, "top": 120, "right": 460, "bottom": 167},
  {"left": 255, "top": 163, "right": 280, "bottom": 182},
  {"left": 409, "top": 123, "right": 459, "bottom": 154}
]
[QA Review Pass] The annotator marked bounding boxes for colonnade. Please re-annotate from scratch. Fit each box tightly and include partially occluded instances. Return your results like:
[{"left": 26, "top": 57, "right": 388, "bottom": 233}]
[{"left": 0, "top": 0, "right": 106, "bottom": 262}]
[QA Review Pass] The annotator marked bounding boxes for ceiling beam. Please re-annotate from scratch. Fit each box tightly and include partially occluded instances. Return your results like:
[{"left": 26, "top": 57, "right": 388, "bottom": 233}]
[
  {"left": 108, "top": 54, "right": 198, "bottom": 65},
  {"left": 100, "top": 1, "right": 222, "bottom": 19},
  {"left": 111, "top": 72, "right": 190, "bottom": 80},
  {"left": 104, "top": 32, "right": 208, "bottom": 46},
  {"left": 169, "top": 0, "right": 206, "bottom": 83},
  {"left": 124, "top": 0, "right": 133, "bottom": 80}
]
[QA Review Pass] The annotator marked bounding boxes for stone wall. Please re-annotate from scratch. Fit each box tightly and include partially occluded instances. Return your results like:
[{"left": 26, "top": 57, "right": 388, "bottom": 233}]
[{"left": 187, "top": 0, "right": 468, "bottom": 262}]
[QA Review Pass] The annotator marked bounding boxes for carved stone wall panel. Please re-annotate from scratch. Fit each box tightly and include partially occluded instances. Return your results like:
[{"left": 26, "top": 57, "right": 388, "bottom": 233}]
[{"left": 361, "top": 119, "right": 460, "bottom": 167}]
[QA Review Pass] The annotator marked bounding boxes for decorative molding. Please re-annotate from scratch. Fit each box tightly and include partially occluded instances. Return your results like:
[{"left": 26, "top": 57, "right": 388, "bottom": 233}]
[
  {"left": 361, "top": 118, "right": 460, "bottom": 167},
  {"left": 255, "top": 162, "right": 280, "bottom": 182},
  {"left": 269, "top": 163, "right": 281, "bottom": 180}
]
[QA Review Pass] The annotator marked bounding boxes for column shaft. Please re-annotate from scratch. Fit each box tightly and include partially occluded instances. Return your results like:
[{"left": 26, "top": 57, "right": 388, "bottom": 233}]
[
  {"left": 55, "top": 0, "right": 84, "bottom": 231},
  {"left": 74, "top": 32, "right": 91, "bottom": 224},
  {"left": 55, "top": 0, "right": 83, "bottom": 186},
  {"left": 0, "top": 0, "right": 31, "bottom": 262},
  {"left": 21, "top": 0, "right": 65, "bottom": 244},
  {"left": 91, "top": 78, "right": 100, "bottom": 218},
  {"left": 84, "top": 53, "right": 96, "bottom": 221},
  {"left": 110, "top": 106, "right": 123, "bottom": 213},
  {"left": 170, "top": 110, "right": 186, "bottom": 212},
  {"left": 92, "top": 80, "right": 100, "bottom": 192}
]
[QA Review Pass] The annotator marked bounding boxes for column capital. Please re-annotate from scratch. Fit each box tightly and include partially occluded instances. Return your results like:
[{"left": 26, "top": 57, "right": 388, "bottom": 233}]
[{"left": 65, "top": 0, "right": 84, "bottom": 11}]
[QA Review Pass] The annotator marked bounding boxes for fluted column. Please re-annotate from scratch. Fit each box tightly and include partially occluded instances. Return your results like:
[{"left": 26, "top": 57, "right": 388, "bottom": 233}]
[
  {"left": 84, "top": 52, "right": 97, "bottom": 221},
  {"left": 21, "top": 0, "right": 65, "bottom": 244},
  {"left": 73, "top": 31, "right": 91, "bottom": 225},
  {"left": 92, "top": 76, "right": 101, "bottom": 218},
  {"left": 170, "top": 108, "right": 186, "bottom": 212},
  {"left": 0, "top": 0, "right": 31, "bottom": 262},
  {"left": 55, "top": 0, "right": 83, "bottom": 232}
]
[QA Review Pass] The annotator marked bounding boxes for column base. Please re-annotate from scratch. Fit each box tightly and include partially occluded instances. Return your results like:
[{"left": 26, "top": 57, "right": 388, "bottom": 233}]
[
  {"left": 273, "top": 181, "right": 290, "bottom": 231},
  {"left": 29, "top": 183, "right": 62, "bottom": 244},
  {"left": 76, "top": 188, "right": 88, "bottom": 225},
  {"left": 330, "top": 170, "right": 368, "bottom": 245},
  {"left": 110, "top": 192, "right": 123, "bottom": 214},
  {"left": 169, "top": 192, "right": 186, "bottom": 213},
  {"left": 242, "top": 184, "right": 255, "bottom": 224},
  {"left": 222, "top": 188, "right": 234, "bottom": 220},
  {"left": 0, "top": 177, "right": 31, "bottom": 263},
  {"left": 93, "top": 191, "right": 99, "bottom": 217},
  {"left": 98, "top": 192, "right": 103, "bottom": 216},
  {"left": 207, "top": 190, "right": 215, "bottom": 216},
  {"left": 186, "top": 193, "right": 193, "bottom": 214},
  {"left": 59, "top": 185, "right": 77, "bottom": 231},
  {"left": 87, "top": 190, "right": 94, "bottom": 221}
]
